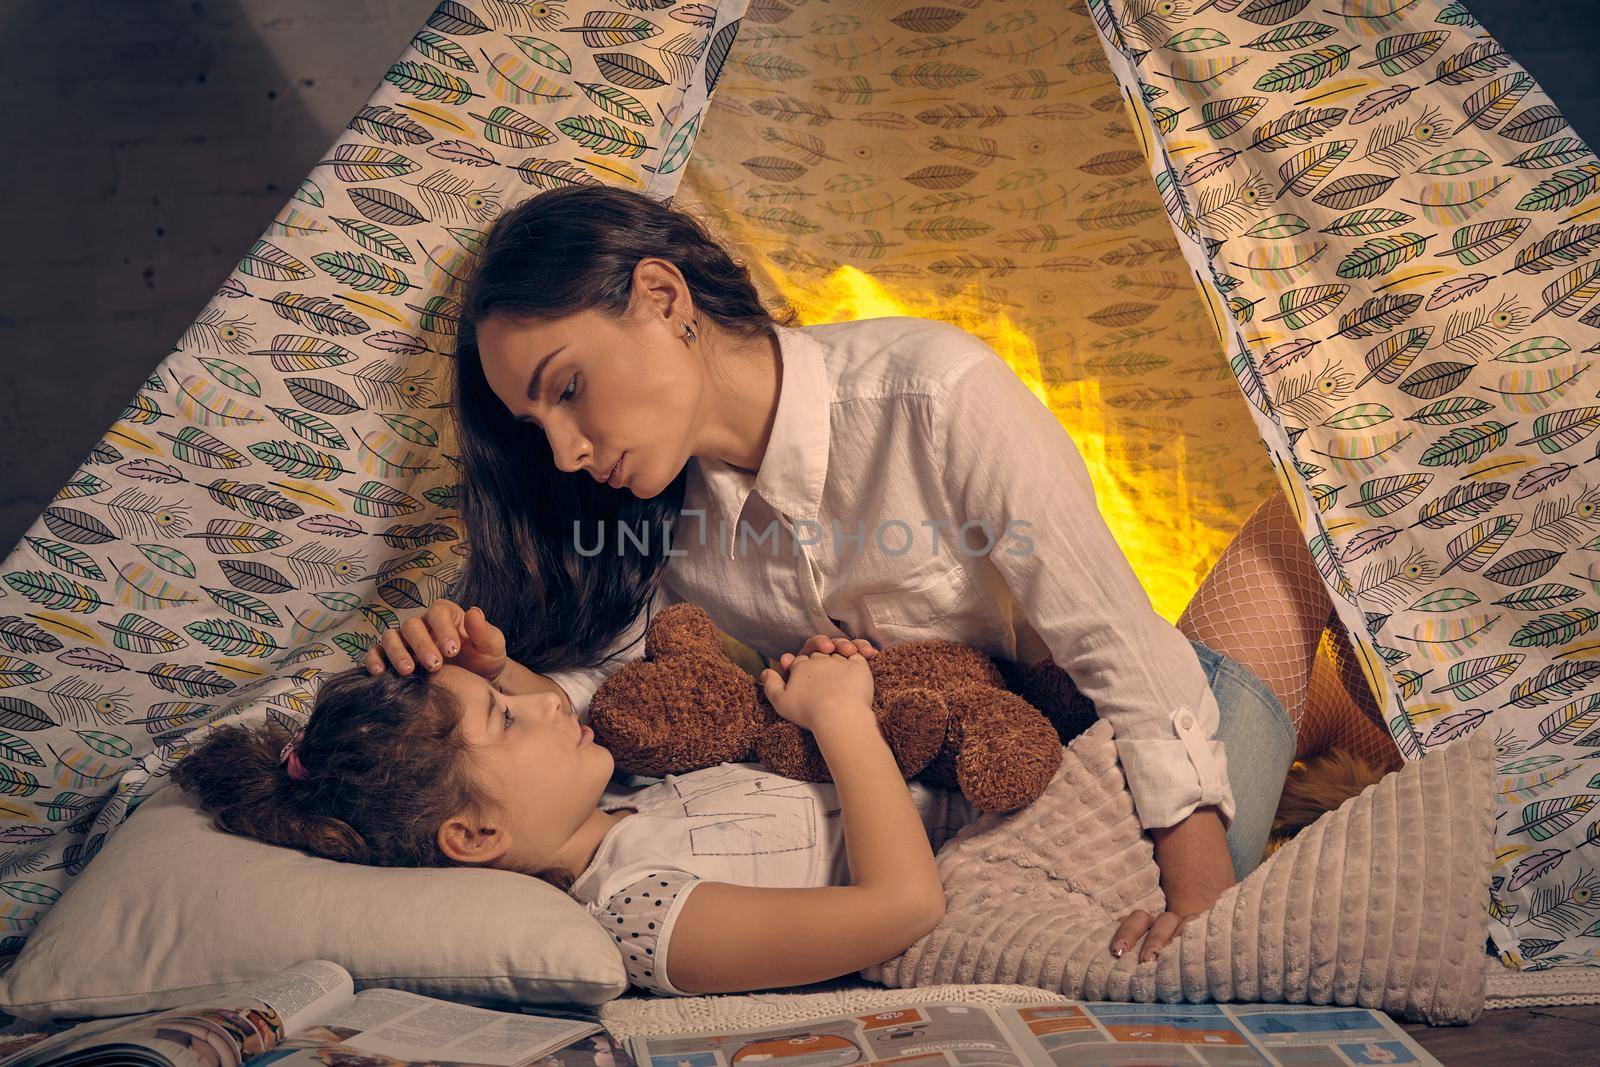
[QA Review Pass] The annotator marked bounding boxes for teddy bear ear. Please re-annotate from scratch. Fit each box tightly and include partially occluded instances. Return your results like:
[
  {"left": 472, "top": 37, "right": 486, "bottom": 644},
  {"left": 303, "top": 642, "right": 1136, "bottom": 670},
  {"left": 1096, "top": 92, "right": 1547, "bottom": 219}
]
[
  {"left": 950, "top": 693, "right": 1063, "bottom": 813},
  {"left": 643, "top": 601, "right": 727, "bottom": 661}
]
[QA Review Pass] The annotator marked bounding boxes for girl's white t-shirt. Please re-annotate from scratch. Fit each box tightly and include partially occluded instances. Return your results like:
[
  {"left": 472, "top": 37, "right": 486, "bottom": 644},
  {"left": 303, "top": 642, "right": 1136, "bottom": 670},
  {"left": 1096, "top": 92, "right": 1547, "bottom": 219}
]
[{"left": 566, "top": 762, "right": 979, "bottom": 997}]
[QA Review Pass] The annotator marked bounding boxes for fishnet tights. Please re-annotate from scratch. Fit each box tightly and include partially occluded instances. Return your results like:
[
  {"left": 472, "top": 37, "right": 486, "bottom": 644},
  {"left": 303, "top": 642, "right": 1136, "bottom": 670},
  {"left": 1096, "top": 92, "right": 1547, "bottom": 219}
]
[{"left": 1177, "top": 489, "right": 1404, "bottom": 773}]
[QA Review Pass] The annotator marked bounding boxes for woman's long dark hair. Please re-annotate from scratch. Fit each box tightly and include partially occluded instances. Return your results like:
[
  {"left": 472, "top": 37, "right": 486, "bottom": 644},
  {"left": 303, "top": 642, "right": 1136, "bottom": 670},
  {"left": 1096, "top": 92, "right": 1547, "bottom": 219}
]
[{"left": 450, "top": 185, "right": 799, "bottom": 674}]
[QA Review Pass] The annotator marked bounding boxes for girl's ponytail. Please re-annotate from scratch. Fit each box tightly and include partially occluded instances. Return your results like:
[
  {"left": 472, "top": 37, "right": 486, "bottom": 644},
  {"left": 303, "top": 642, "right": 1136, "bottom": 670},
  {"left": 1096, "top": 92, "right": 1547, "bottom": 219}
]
[
  {"left": 171, "top": 720, "right": 370, "bottom": 862},
  {"left": 173, "top": 668, "right": 481, "bottom": 869}
]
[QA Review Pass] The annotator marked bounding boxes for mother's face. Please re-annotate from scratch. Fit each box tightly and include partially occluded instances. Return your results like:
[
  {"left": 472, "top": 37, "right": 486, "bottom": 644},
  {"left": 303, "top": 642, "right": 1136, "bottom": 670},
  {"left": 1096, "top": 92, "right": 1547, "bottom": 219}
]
[{"left": 474, "top": 285, "right": 702, "bottom": 499}]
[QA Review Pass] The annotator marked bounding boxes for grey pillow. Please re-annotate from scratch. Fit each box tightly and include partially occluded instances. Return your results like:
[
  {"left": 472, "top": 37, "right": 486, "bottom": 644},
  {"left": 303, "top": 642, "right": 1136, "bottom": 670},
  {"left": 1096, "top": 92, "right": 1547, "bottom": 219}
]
[{"left": 0, "top": 785, "right": 627, "bottom": 1022}]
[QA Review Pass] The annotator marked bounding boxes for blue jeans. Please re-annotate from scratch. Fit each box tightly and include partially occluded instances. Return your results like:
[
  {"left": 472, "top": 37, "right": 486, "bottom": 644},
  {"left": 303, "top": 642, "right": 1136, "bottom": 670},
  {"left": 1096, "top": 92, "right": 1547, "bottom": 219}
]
[{"left": 1187, "top": 637, "right": 1296, "bottom": 881}]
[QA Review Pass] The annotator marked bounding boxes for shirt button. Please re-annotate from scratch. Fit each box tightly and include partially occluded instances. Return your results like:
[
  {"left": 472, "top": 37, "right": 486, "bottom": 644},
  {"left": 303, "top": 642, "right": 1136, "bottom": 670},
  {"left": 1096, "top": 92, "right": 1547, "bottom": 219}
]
[{"left": 1179, "top": 714, "right": 1194, "bottom": 730}]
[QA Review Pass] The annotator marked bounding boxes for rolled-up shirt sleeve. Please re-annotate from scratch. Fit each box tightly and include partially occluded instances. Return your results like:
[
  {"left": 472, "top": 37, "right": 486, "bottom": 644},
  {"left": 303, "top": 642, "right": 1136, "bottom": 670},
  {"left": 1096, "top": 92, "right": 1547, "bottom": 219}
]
[
  {"left": 545, "top": 581, "right": 675, "bottom": 724},
  {"left": 935, "top": 351, "right": 1236, "bottom": 831}
]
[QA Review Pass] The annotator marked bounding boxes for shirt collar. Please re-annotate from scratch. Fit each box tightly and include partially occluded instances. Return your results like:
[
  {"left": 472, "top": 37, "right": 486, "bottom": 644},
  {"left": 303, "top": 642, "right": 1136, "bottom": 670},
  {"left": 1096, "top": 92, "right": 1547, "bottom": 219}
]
[
  {"left": 693, "top": 323, "right": 832, "bottom": 555},
  {"left": 753, "top": 323, "right": 831, "bottom": 523}
]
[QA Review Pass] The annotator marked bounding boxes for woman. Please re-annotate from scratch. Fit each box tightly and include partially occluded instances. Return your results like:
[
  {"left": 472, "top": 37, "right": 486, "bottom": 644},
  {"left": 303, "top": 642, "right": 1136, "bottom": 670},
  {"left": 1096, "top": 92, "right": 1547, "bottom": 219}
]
[{"left": 369, "top": 185, "right": 1366, "bottom": 966}]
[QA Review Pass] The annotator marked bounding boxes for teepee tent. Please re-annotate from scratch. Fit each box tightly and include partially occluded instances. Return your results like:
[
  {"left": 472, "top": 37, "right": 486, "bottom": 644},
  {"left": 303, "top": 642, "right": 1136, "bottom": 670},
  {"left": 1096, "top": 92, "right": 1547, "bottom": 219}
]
[{"left": 0, "top": 0, "right": 1594, "bottom": 982}]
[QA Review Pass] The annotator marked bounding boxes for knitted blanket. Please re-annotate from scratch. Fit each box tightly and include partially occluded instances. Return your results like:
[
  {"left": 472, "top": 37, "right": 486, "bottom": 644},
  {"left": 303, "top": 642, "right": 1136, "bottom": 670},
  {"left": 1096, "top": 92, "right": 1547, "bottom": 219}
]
[{"left": 861, "top": 719, "right": 1496, "bottom": 1025}]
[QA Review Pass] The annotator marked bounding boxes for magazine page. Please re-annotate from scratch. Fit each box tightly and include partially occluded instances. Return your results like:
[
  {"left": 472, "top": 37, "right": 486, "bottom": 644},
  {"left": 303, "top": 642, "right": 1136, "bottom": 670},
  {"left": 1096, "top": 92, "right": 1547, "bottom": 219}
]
[
  {"left": 250, "top": 987, "right": 603, "bottom": 1067},
  {"left": 625, "top": 998, "right": 1444, "bottom": 1067},
  {"left": 243, "top": 958, "right": 357, "bottom": 1037},
  {"left": 0, "top": 959, "right": 354, "bottom": 1067},
  {"left": 625, "top": 1001, "right": 1040, "bottom": 1067},
  {"left": 537, "top": 1028, "right": 639, "bottom": 1067},
  {"left": 0, "top": 1014, "right": 181, "bottom": 1067},
  {"left": 0, "top": 1000, "right": 275, "bottom": 1067},
  {"left": 991, "top": 1001, "right": 1444, "bottom": 1066}
]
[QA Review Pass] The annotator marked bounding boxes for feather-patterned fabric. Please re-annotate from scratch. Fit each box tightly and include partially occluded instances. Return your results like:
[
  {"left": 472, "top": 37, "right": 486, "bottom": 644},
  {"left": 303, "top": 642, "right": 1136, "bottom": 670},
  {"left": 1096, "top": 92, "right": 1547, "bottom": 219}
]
[
  {"left": 0, "top": 0, "right": 750, "bottom": 956},
  {"left": 862, "top": 719, "right": 1495, "bottom": 1026}
]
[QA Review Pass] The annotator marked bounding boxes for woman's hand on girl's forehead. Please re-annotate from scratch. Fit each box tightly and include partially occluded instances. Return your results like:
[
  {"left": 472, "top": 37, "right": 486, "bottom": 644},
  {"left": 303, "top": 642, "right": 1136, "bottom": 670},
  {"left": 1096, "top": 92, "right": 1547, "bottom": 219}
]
[{"left": 364, "top": 598, "right": 509, "bottom": 684}]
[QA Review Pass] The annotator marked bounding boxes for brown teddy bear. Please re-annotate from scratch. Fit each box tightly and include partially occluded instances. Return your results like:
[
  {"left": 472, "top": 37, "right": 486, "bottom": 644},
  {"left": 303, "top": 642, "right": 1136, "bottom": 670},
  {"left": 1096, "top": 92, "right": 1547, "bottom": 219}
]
[{"left": 585, "top": 601, "right": 1091, "bottom": 814}]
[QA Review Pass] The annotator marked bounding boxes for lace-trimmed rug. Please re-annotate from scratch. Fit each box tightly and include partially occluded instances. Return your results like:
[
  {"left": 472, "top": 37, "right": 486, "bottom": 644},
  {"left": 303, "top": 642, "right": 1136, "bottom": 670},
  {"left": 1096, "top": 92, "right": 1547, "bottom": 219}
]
[
  {"left": 589, "top": 961, "right": 1600, "bottom": 1038},
  {"left": 0, "top": 955, "right": 1588, "bottom": 1053}
]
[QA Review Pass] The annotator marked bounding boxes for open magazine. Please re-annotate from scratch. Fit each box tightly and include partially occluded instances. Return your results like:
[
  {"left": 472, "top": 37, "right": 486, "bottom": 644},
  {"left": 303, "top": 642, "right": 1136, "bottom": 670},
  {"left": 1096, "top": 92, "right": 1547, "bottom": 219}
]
[
  {"left": 0, "top": 959, "right": 635, "bottom": 1067},
  {"left": 624, "top": 998, "right": 1442, "bottom": 1067}
]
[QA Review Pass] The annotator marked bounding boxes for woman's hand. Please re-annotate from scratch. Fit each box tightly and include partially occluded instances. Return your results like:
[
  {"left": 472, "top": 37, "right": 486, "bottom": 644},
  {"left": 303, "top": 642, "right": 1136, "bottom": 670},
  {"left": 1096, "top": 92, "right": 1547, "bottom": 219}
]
[
  {"left": 1109, "top": 903, "right": 1210, "bottom": 966},
  {"left": 760, "top": 650, "right": 874, "bottom": 734},
  {"left": 1109, "top": 805, "right": 1235, "bottom": 963},
  {"left": 777, "top": 633, "right": 877, "bottom": 674},
  {"left": 365, "top": 599, "right": 508, "bottom": 685}
]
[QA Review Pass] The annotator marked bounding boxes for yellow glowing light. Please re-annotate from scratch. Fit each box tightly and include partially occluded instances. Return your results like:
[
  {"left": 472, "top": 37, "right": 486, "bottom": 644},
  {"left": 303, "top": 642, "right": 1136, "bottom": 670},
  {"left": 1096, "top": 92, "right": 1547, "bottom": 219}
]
[{"left": 754, "top": 264, "right": 1242, "bottom": 623}]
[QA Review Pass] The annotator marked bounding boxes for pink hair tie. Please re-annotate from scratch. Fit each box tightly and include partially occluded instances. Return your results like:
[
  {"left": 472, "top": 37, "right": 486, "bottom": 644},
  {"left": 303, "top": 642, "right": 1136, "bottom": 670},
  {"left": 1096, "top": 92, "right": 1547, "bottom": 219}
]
[{"left": 279, "top": 730, "right": 310, "bottom": 781}]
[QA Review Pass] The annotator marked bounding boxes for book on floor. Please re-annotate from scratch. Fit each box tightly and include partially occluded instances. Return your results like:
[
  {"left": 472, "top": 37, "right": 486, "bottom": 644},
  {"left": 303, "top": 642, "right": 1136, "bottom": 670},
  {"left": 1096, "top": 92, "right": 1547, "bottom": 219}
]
[{"left": 0, "top": 958, "right": 636, "bottom": 1067}]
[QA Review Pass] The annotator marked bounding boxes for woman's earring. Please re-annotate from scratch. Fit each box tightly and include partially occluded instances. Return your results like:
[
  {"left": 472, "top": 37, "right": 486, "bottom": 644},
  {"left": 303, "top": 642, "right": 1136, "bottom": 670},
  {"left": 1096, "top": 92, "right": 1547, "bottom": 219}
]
[{"left": 682, "top": 320, "right": 697, "bottom": 343}]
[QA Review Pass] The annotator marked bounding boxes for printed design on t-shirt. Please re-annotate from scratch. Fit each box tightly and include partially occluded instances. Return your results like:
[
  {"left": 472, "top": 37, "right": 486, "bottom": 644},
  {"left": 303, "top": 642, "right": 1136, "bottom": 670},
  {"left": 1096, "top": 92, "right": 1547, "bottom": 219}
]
[{"left": 673, "top": 765, "right": 821, "bottom": 858}]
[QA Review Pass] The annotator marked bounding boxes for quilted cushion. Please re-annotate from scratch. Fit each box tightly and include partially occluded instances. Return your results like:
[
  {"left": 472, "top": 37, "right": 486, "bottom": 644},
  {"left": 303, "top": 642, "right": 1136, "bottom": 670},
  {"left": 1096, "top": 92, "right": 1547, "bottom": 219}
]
[{"left": 864, "top": 718, "right": 1495, "bottom": 1025}]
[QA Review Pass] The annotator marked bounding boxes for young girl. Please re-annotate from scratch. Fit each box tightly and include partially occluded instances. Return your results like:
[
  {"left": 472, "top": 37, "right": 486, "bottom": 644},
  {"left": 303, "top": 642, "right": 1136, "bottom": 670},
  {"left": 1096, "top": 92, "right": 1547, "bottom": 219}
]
[{"left": 174, "top": 601, "right": 976, "bottom": 998}]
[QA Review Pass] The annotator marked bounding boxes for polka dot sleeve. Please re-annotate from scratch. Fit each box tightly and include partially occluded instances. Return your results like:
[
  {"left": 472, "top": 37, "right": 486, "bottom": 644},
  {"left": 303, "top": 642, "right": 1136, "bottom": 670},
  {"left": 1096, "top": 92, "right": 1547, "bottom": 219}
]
[{"left": 596, "top": 869, "right": 702, "bottom": 997}]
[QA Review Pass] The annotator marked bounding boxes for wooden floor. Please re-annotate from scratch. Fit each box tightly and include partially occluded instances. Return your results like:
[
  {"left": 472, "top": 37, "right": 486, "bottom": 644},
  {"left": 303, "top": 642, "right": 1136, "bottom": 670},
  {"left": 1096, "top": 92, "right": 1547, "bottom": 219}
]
[{"left": 1402, "top": 1003, "right": 1600, "bottom": 1062}]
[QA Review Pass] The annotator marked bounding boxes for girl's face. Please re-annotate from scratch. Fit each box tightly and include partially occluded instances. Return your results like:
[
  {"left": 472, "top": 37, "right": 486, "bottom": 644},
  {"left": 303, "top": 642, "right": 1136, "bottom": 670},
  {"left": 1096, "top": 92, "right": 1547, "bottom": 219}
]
[
  {"left": 474, "top": 259, "right": 705, "bottom": 500},
  {"left": 431, "top": 666, "right": 613, "bottom": 871}
]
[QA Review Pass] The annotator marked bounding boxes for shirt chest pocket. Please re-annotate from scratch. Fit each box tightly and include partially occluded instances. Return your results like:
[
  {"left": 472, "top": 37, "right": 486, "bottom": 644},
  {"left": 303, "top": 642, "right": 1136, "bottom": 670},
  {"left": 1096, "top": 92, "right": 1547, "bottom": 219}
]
[{"left": 856, "top": 560, "right": 1003, "bottom": 648}]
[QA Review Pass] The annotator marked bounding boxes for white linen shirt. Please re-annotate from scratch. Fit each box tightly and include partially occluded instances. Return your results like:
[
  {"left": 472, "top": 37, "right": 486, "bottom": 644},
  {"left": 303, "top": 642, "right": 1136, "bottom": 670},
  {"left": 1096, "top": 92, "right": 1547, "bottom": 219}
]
[{"left": 545, "top": 315, "right": 1235, "bottom": 830}]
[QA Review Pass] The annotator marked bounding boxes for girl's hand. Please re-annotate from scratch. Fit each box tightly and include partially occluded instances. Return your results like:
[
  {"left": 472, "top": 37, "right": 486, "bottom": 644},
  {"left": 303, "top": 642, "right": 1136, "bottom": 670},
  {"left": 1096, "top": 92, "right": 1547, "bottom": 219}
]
[
  {"left": 365, "top": 599, "right": 508, "bottom": 684},
  {"left": 778, "top": 634, "right": 877, "bottom": 674},
  {"left": 760, "top": 650, "right": 874, "bottom": 733}
]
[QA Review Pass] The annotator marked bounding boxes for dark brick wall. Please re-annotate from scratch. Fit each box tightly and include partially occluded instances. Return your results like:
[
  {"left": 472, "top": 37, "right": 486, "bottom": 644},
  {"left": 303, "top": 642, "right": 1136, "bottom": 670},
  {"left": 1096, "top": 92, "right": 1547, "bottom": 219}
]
[
  {"left": 1, "top": 0, "right": 1596, "bottom": 551},
  {"left": 0, "top": 0, "right": 434, "bottom": 550}
]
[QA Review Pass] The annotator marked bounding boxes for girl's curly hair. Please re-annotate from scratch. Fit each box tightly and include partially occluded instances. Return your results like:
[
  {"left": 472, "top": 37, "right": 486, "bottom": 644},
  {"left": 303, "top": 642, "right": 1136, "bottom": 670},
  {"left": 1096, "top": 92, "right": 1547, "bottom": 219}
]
[{"left": 171, "top": 667, "right": 577, "bottom": 890}]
